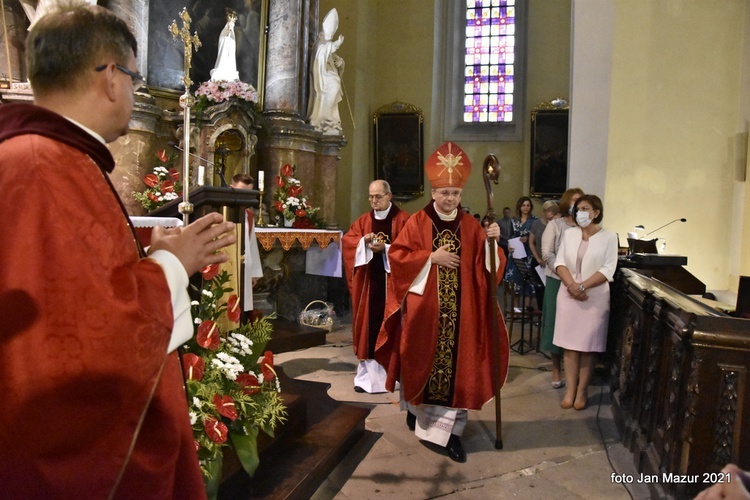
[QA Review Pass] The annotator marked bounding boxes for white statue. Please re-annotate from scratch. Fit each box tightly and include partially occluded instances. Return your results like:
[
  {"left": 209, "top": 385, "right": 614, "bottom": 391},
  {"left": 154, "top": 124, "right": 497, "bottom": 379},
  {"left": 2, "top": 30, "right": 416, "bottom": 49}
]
[
  {"left": 210, "top": 12, "right": 240, "bottom": 82},
  {"left": 308, "top": 8, "right": 344, "bottom": 135},
  {"left": 20, "top": 0, "right": 97, "bottom": 30}
]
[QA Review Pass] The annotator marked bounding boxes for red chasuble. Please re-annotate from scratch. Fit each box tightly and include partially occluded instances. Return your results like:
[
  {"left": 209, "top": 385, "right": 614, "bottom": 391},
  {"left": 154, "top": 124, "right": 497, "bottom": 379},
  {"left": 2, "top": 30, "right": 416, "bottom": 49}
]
[
  {"left": 0, "top": 104, "right": 205, "bottom": 499},
  {"left": 376, "top": 204, "right": 510, "bottom": 410},
  {"left": 342, "top": 205, "right": 410, "bottom": 360}
]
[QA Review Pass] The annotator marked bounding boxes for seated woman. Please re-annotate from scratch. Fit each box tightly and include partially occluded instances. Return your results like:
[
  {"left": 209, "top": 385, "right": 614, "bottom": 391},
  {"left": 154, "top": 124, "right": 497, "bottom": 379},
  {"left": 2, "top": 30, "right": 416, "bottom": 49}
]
[{"left": 553, "top": 194, "right": 618, "bottom": 410}]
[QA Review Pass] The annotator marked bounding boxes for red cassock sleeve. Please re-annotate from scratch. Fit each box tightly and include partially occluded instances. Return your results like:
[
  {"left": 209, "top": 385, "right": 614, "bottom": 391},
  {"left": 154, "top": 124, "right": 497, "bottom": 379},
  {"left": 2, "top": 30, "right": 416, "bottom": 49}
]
[{"left": 0, "top": 136, "right": 204, "bottom": 499}]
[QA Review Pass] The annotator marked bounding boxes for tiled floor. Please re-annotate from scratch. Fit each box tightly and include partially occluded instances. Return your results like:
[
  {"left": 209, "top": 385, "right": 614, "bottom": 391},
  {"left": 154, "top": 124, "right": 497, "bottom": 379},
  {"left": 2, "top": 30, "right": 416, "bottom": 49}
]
[{"left": 275, "top": 326, "right": 653, "bottom": 500}]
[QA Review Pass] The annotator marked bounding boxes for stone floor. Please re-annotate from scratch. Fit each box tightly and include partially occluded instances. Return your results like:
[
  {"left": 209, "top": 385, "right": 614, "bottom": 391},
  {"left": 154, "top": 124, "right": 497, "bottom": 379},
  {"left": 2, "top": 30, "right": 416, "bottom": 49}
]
[{"left": 274, "top": 324, "right": 654, "bottom": 500}]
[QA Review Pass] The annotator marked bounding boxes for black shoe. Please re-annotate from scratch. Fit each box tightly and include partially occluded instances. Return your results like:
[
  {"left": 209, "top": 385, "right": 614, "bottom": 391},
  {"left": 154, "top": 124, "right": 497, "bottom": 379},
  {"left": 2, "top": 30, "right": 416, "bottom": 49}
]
[
  {"left": 354, "top": 386, "right": 366, "bottom": 393},
  {"left": 446, "top": 434, "right": 466, "bottom": 463},
  {"left": 406, "top": 411, "right": 416, "bottom": 431}
]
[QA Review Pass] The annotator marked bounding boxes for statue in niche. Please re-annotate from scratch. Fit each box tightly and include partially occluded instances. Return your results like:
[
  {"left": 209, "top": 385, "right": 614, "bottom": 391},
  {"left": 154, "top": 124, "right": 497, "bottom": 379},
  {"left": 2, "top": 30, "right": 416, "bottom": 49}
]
[
  {"left": 210, "top": 10, "right": 240, "bottom": 82},
  {"left": 20, "top": 0, "right": 97, "bottom": 30},
  {"left": 308, "top": 8, "right": 344, "bottom": 135}
]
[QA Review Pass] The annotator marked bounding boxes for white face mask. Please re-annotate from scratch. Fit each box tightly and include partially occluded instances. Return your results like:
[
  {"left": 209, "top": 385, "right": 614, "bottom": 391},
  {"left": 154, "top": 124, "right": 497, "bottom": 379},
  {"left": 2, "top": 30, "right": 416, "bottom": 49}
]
[{"left": 576, "top": 210, "right": 592, "bottom": 228}]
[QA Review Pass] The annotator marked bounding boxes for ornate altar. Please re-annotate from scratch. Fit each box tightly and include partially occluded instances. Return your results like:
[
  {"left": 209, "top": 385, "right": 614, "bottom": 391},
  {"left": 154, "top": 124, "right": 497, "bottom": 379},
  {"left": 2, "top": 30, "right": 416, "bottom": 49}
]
[{"left": 253, "top": 228, "right": 345, "bottom": 322}]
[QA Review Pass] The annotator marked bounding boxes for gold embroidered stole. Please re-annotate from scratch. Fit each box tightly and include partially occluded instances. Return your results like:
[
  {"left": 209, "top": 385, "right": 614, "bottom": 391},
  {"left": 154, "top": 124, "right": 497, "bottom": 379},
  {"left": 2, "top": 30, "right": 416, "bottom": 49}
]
[{"left": 424, "top": 226, "right": 461, "bottom": 404}]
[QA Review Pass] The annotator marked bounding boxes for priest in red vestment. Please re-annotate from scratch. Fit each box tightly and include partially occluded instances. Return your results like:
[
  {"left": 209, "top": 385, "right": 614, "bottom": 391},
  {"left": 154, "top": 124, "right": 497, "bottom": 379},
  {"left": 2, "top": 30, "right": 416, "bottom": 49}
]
[
  {"left": 342, "top": 180, "right": 409, "bottom": 393},
  {"left": 0, "top": 6, "right": 235, "bottom": 499},
  {"left": 375, "top": 142, "right": 509, "bottom": 463}
]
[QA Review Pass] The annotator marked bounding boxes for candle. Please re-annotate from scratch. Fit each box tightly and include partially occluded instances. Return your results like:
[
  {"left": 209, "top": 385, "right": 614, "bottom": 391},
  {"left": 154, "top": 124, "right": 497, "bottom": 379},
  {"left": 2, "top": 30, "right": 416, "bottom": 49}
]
[
  {"left": 197, "top": 165, "right": 205, "bottom": 186},
  {"left": 258, "top": 170, "right": 265, "bottom": 190}
]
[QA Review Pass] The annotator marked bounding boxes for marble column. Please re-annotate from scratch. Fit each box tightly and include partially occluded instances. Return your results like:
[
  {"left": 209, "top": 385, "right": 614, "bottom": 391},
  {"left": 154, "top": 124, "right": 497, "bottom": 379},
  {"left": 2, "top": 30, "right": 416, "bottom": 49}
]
[{"left": 109, "top": 93, "right": 164, "bottom": 215}]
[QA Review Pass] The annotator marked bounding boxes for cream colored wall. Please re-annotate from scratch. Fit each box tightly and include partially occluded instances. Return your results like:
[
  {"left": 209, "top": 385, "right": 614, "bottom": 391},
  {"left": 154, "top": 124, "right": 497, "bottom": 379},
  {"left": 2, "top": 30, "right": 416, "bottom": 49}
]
[
  {"left": 324, "top": 0, "right": 571, "bottom": 225},
  {"left": 603, "top": 0, "right": 746, "bottom": 290}
]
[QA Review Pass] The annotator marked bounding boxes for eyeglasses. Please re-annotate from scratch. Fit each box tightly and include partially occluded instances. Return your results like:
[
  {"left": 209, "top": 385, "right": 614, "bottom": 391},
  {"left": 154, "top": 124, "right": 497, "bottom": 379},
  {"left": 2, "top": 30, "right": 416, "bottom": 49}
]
[
  {"left": 96, "top": 63, "right": 145, "bottom": 92},
  {"left": 368, "top": 194, "right": 389, "bottom": 200},
  {"left": 435, "top": 190, "right": 462, "bottom": 198}
]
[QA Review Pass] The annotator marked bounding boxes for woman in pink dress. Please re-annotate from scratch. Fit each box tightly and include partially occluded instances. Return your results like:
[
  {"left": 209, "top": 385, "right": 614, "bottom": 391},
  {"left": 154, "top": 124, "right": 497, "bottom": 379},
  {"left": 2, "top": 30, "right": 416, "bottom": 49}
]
[{"left": 553, "top": 194, "right": 618, "bottom": 410}]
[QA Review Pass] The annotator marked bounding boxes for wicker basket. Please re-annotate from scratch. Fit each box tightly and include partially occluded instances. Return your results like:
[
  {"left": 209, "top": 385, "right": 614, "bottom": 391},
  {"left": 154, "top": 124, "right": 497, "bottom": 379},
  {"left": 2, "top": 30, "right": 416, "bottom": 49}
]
[{"left": 298, "top": 300, "right": 334, "bottom": 332}]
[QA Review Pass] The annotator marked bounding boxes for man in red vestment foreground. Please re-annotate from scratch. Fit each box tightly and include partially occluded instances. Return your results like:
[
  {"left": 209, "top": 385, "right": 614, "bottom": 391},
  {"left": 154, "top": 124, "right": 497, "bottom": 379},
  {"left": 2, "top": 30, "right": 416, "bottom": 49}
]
[
  {"left": 0, "top": 6, "right": 235, "bottom": 499},
  {"left": 376, "top": 142, "right": 510, "bottom": 463},
  {"left": 342, "top": 180, "right": 409, "bottom": 393}
]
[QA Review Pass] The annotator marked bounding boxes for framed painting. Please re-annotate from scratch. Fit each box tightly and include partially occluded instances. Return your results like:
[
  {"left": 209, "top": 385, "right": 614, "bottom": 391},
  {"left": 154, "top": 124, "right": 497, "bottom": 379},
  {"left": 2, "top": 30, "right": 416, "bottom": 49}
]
[
  {"left": 373, "top": 101, "right": 424, "bottom": 201},
  {"left": 147, "top": 0, "right": 267, "bottom": 103},
  {"left": 529, "top": 99, "right": 569, "bottom": 198}
]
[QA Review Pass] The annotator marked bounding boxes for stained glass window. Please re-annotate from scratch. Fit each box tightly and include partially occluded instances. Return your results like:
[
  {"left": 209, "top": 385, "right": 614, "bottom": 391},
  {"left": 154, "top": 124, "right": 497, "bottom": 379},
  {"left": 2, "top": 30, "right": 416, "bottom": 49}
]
[{"left": 464, "top": 0, "right": 515, "bottom": 123}]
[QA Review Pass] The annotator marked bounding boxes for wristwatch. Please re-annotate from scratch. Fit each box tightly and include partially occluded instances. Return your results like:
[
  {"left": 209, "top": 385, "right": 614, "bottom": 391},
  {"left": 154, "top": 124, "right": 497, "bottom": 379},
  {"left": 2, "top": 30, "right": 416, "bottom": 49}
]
[{"left": 579, "top": 284, "right": 586, "bottom": 292}]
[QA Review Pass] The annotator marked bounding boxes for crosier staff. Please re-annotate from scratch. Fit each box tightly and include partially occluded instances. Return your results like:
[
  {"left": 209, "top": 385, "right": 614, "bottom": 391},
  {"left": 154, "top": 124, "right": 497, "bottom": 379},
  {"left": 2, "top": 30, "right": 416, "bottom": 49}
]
[{"left": 482, "top": 154, "right": 503, "bottom": 449}]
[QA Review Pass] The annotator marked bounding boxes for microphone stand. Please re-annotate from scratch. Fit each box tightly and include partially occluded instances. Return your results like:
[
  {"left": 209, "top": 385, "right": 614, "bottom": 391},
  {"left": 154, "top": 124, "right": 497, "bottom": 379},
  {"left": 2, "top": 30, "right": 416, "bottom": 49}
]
[{"left": 642, "top": 218, "right": 687, "bottom": 238}]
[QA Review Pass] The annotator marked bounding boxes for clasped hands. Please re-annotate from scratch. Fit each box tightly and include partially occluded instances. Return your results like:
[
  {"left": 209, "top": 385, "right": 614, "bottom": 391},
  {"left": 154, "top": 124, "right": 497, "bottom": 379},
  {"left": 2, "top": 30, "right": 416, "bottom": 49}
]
[
  {"left": 566, "top": 281, "right": 589, "bottom": 302},
  {"left": 148, "top": 212, "right": 237, "bottom": 277}
]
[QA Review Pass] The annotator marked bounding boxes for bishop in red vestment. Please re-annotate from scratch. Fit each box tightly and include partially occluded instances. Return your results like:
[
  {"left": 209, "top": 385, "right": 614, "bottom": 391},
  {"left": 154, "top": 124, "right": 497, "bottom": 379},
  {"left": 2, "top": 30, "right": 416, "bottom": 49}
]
[
  {"left": 0, "top": 6, "right": 235, "bottom": 499},
  {"left": 376, "top": 142, "right": 509, "bottom": 463},
  {"left": 342, "top": 180, "right": 409, "bottom": 393}
]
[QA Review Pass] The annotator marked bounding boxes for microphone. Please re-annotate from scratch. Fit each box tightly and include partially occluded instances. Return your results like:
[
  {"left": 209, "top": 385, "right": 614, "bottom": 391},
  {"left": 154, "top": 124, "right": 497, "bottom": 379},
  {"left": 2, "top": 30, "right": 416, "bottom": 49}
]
[
  {"left": 643, "top": 218, "right": 687, "bottom": 237},
  {"left": 167, "top": 142, "right": 228, "bottom": 187}
]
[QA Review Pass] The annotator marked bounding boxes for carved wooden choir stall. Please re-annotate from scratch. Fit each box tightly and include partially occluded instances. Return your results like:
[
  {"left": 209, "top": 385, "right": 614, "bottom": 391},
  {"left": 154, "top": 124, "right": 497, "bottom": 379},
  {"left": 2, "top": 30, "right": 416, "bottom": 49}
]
[{"left": 608, "top": 268, "right": 750, "bottom": 499}]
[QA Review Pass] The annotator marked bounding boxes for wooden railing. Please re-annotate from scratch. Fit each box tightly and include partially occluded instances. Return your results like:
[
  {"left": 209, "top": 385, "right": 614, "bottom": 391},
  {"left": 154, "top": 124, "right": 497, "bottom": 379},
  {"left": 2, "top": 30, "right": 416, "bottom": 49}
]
[{"left": 609, "top": 268, "right": 750, "bottom": 499}]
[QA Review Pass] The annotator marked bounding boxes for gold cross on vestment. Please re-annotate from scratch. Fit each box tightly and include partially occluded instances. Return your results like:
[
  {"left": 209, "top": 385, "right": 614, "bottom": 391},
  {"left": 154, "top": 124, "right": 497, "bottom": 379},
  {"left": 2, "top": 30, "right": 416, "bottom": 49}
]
[{"left": 169, "top": 8, "right": 201, "bottom": 89}]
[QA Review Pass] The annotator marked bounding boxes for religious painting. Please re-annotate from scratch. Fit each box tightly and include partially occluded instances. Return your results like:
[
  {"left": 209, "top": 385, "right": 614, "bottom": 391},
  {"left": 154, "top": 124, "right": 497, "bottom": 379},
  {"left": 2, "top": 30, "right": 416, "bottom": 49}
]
[
  {"left": 373, "top": 101, "right": 424, "bottom": 201},
  {"left": 529, "top": 101, "right": 569, "bottom": 198},
  {"left": 147, "top": 0, "right": 267, "bottom": 99}
]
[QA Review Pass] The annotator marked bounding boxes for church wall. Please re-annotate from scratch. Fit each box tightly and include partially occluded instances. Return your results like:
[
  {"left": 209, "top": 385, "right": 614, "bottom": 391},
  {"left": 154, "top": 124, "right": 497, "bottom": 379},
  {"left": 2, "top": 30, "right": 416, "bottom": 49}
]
[
  {"left": 738, "top": 3, "right": 750, "bottom": 284},
  {"left": 324, "top": 0, "right": 571, "bottom": 225},
  {"left": 602, "top": 0, "right": 745, "bottom": 290}
]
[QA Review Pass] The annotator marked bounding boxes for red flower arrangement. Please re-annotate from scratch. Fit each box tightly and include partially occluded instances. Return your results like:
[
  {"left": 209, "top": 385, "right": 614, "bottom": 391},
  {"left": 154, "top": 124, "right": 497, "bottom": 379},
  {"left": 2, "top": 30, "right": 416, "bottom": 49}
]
[
  {"left": 132, "top": 149, "right": 183, "bottom": 212},
  {"left": 186, "top": 265, "right": 286, "bottom": 494},
  {"left": 271, "top": 163, "right": 326, "bottom": 228}
]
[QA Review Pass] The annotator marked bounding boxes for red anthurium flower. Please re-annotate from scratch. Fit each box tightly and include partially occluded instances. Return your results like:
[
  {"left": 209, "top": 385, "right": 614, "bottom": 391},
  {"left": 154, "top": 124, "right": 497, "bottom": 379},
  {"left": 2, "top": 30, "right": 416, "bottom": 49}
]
[
  {"left": 260, "top": 351, "right": 275, "bottom": 382},
  {"left": 275, "top": 175, "right": 285, "bottom": 188},
  {"left": 168, "top": 168, "right": 180, "bottom": 181},
  {"left": 160, "top": 179, "right": 175, "bottom": 194},
  {"left": 197, "top": 320, "right": 221, "bottom": 350},
  {"left": 212, "top": 394, "right": 238, "bottom": 421},
  {"left": 227, "top": 295, "right": 241, "bottom": 323},
  {"left": 236, "top": 373, "right": 260, "bottom": 395},
  {"left": 182, "top": 353, "right": 205, "bottom": 381},
  {"left": 280, "top": 164, "right": 293, "bottom": 177},
  {"left": 288, "top": 185, "right": 302, "bottom": 197},
  {"left": 144, "top": 173, "right": 159, "bottom": 187},
  {"left": 203, "top": 417, "right": 228, "bottom": 444},
  {"left": 274, "top": 201, "right": 284, "bottom": 212},
  {"left": 201, "top": 263, "right": 220, "bottom": 280},
  {"left": 147, "top": 192, "right": 160, "bottom": 203},
  {"left": 295, "top": 209, "right": 307, "bottom": 218},
  {"left": 157, "top": 149, "right": 169, "bottom": 163}
]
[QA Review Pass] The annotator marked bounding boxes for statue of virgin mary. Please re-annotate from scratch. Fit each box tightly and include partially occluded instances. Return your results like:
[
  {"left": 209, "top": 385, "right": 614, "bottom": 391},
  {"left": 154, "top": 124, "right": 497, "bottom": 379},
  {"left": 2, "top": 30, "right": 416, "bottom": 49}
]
[{"left": 210, "top": 12, "right": 240, "bottom": 82}]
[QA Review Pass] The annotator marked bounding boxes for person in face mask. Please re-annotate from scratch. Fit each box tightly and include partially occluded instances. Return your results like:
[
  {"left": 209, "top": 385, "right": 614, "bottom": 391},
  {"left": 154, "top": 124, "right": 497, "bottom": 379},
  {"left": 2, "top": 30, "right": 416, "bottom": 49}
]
[
  {"left": 539, "top": 188, "right": 583, "bottom": 388},
  {"left": 552, "top": 194, "right": 618, "bottom": 410}
]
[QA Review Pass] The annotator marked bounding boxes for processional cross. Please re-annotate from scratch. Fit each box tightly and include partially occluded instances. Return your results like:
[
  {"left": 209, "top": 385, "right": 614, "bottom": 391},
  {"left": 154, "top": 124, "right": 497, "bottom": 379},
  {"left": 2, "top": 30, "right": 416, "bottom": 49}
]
[{"left": 169, "top": 8, "right": 201, "bottom": 223}]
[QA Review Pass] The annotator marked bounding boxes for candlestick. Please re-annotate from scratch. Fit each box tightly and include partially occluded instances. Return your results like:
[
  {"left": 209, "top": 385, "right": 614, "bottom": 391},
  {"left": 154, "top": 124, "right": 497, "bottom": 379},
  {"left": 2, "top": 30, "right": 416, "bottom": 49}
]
[{"left": 257, "top": 188, "right": 267, "bottom": 227}]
